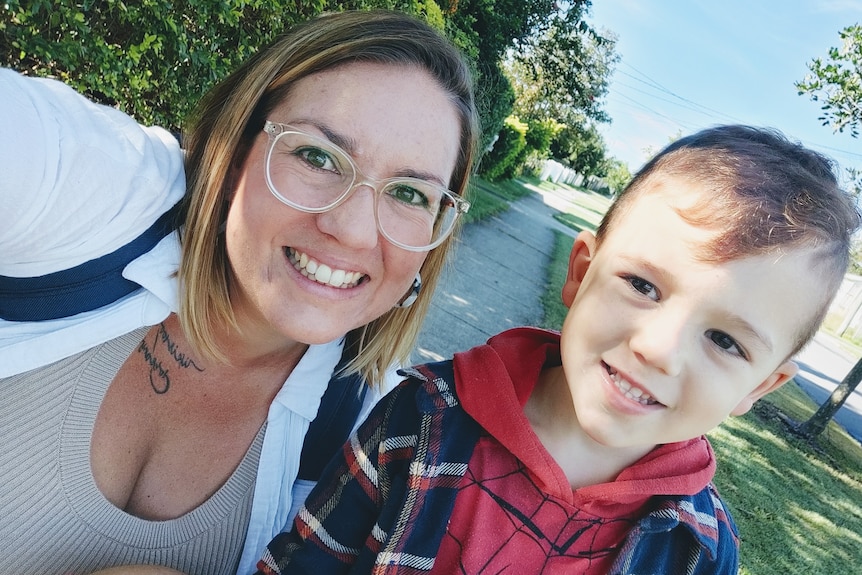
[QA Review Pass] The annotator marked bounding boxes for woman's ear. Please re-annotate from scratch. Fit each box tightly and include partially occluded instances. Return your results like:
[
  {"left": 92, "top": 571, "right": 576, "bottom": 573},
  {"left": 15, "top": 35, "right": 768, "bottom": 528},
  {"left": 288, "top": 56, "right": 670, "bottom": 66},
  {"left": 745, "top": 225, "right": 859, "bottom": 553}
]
[
  {"left": 561, "top": 231, "right": 596, "bottom": 308},
  {"left": 730, "top": 360, "right": 798, "bottom": 416}
]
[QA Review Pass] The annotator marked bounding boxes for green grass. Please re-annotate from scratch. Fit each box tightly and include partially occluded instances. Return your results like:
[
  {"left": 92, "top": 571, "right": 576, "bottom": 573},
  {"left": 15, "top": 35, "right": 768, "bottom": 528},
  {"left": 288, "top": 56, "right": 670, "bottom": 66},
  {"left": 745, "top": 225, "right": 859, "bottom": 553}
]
[
  {"left": 539, "top": 232, "right": 575, "bottom": 331},
  {"left": 709, "top": 392, "right": 862, "bottom": 575},
  {"left": 553, "top": 211, "right": 598, "bottom": 233},
  {"left": 477, "top": 175, "right": 536, "bottom": 201},
  {"left": 534, "top": 202, "right": 862, "bottom": 575},
  {"left": 462, "top": 180, "right": 509, "bottom": 224},
  {"left": 461, "top": 175, "right": 542, "bottom": 226}
]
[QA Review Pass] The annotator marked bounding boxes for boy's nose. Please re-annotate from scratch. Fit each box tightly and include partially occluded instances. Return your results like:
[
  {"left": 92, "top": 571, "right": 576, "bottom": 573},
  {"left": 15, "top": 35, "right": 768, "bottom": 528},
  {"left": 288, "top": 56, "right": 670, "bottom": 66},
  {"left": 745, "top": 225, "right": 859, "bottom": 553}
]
[
  {"left": 629, "top": 311, "right": 687, "bottom": 377},
  {"left": 315, "top": 184, "right": 380, "bottom": 250}
]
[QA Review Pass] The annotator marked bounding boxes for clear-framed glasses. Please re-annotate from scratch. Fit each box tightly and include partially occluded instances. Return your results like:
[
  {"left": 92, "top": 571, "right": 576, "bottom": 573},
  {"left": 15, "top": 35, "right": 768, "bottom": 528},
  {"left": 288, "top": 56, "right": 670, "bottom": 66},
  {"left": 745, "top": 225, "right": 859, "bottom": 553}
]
[{"left": 263, "top": 121, "right": 469, "bottom": 252}]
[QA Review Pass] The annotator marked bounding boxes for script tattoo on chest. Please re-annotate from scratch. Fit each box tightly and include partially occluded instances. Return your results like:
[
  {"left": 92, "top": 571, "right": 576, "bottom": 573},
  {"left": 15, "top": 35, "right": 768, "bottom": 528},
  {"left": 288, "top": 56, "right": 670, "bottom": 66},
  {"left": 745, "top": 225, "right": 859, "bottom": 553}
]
[{"left": 137, "top": 323, "right": 204, "bottom": 394}]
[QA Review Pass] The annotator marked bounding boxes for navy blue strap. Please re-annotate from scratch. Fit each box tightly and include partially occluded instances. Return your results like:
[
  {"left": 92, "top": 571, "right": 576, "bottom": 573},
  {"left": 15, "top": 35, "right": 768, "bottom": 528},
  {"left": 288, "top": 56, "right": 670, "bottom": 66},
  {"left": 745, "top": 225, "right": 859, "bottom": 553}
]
[
  {"left": 0, "top": 203, "right": 182, "bottom": 321},
  {"left": 298, "top": 344, "right": 368, "bottom": 482}
]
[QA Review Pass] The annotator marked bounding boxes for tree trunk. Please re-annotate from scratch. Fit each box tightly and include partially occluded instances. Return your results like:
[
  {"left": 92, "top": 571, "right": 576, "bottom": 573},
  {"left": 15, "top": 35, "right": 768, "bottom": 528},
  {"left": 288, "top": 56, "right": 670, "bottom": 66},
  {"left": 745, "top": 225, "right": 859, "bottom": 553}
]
[{"left": 796, "top": 355, "right": 862, "bottom": 438}]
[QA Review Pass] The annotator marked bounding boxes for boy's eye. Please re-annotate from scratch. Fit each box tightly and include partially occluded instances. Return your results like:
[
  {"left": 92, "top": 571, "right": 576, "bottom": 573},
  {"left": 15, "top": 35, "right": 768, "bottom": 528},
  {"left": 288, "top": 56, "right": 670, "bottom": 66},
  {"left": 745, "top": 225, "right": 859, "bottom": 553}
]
[
  {"left": 707, "top": 330, "right": 747, "bottom": 360},
  {"left": 625, "top": 275, "right": 659, "bottom": 301}
]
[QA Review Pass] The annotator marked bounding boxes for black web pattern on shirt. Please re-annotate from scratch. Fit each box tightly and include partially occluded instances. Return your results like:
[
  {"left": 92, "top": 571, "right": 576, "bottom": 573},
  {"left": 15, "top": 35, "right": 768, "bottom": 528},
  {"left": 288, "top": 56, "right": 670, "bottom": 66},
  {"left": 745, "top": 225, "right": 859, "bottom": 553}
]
[{"left": 442, "top": 460, "right": 637, "bottom": 574}]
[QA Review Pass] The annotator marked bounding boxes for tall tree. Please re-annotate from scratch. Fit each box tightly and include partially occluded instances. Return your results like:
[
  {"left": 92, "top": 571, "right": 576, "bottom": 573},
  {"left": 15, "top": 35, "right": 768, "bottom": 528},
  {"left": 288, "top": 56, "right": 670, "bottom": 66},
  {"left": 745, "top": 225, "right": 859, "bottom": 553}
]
[
  {"left": 506, "top": 6, "right": 617, "bottom": 127},
  {"left": 501, "top": 3, "right": 618, "bottom": 177},
  {"left": 549, "top": 121, "right": 609, "bottom": 177},
  {"left": 795, "top": 357, "right": 862, "bottom": 439},
  {"left": 793, "top": 22, "right": 862, "bottom": 438}
]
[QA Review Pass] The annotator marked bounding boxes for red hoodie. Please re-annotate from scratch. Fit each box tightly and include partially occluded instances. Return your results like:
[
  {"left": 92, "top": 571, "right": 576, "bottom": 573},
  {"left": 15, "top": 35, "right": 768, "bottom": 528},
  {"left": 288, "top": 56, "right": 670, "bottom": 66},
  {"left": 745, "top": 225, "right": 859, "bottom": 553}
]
[{"left": 432, "top": 327, "right": 716, "bottom": 574}]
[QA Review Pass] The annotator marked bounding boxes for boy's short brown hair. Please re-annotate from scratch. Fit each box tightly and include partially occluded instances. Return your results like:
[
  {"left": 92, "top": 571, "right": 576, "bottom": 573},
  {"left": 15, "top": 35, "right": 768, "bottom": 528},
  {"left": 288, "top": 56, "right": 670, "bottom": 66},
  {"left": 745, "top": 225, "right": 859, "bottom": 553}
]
[{"left": 596, "top": 125, "right": 861, "bottom": 356}]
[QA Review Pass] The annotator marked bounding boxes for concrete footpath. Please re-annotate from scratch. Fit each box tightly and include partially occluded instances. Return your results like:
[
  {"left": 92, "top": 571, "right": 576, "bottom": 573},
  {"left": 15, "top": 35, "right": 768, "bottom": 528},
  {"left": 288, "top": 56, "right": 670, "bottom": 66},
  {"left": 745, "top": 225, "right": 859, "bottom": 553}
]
[
  {"left": 415, "top": 187, "right": 862, "bottom": 446},
  {"left": 414, "top": 189, "right": 577, "bottom": 363}
]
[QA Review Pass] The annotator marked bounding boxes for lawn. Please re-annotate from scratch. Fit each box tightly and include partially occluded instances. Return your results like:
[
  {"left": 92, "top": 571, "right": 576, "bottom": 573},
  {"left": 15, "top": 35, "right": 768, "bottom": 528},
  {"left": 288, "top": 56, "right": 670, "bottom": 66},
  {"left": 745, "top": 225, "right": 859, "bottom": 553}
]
[{"left": 474, "top": 176, "right": 862, "bottom": 575}]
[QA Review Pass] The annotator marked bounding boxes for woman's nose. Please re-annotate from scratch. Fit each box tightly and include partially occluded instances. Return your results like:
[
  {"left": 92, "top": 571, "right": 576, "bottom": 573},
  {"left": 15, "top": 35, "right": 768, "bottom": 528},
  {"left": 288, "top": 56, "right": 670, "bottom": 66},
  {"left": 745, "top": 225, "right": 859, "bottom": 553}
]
[{"left": 315, "top": 184, "right": 380, "bottom": 249}]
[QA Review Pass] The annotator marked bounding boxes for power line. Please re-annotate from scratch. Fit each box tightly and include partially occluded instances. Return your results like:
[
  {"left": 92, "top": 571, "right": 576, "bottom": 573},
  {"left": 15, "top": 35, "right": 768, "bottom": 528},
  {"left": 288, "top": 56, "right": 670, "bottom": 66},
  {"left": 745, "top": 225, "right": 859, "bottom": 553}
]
[
  {"left": 609, "top": 61, "right": 862, "bottom": 161},
  {"left": 617, "top": 65, "right": 741, "bottom": 123}
]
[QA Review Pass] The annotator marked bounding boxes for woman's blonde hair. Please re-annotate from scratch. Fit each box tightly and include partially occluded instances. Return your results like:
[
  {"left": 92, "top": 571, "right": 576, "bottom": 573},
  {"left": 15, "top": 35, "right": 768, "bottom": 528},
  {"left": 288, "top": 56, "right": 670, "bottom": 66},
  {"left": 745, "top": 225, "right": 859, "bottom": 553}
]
[{"left": 178, "top": 10, "right": 479, "bottom": 386}]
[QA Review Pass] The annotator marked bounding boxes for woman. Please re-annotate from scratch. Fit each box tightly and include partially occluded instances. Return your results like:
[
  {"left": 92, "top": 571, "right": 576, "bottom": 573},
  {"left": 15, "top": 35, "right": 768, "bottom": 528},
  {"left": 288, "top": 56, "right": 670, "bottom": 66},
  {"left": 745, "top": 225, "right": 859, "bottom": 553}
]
[{"left": 0, "top": 10, "right": 478, "bottom": 575}]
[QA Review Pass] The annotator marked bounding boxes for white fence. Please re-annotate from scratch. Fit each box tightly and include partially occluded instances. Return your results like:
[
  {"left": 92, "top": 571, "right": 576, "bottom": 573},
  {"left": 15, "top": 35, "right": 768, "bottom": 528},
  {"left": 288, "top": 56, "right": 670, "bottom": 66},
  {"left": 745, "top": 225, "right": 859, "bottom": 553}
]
[
  {"left": 829, "top": 273, "right": 862, "bottom": 340},
  {"left": 539, "top": 159, "right": 608, "bottom": 192}
]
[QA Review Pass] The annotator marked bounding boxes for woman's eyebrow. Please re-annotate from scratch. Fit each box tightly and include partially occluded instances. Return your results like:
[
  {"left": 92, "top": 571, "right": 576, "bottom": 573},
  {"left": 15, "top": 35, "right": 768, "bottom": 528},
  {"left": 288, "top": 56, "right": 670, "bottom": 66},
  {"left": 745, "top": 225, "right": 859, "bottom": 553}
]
[{"left": 293, "top": 118, "right": 449, "bottom": 187}]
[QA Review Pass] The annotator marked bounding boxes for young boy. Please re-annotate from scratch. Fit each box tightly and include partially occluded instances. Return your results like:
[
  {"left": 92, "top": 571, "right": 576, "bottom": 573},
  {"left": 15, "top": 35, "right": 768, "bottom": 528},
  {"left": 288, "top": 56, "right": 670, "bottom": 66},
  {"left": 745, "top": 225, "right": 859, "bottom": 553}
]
[{"left": 256, "top": 125, "right": 860, "bottom": 575}]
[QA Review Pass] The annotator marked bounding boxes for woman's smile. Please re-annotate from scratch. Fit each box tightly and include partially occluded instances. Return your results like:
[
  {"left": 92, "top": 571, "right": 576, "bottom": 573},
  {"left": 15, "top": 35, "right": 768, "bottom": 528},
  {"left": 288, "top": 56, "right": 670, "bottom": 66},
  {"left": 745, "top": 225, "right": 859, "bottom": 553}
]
[{"left": 286, "top": 247, "right": 367, "bottom": 289}]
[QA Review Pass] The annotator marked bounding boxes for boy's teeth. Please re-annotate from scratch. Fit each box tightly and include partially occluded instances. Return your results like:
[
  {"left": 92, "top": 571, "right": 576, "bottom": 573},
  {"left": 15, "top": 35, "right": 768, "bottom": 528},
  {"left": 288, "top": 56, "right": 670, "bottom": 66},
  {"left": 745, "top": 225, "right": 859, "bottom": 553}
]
[
  {"left": 608, "top": 367, "right": 657, "bottom": 405},
  {"left": 287, "top": 248, "right": 364, "bottom": 289}
]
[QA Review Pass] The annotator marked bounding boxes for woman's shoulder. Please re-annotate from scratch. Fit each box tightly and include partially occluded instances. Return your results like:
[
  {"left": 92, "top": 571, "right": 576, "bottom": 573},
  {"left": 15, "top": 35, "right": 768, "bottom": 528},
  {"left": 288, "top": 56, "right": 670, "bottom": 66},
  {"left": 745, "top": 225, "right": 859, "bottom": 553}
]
[{"left": 0, "top": 68, "right": 184, "bottom": 278}]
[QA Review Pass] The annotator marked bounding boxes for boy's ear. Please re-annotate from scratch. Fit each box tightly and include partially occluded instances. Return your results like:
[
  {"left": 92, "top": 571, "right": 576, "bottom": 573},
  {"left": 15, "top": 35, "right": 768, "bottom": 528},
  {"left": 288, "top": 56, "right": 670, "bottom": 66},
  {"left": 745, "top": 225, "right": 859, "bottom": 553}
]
[
  {"left": 730, "top": 360, "right": 798, "bottom": 416},
  {"left": 561, "top": 231, "right": 597, "bottom": 307}
]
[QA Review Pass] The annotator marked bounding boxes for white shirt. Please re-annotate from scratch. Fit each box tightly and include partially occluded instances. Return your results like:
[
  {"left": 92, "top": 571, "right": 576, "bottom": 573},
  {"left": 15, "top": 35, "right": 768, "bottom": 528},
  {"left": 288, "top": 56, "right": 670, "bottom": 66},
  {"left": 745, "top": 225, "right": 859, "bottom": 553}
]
[{"left": 0, "top": 68, "right": 390, "bottom": 575}]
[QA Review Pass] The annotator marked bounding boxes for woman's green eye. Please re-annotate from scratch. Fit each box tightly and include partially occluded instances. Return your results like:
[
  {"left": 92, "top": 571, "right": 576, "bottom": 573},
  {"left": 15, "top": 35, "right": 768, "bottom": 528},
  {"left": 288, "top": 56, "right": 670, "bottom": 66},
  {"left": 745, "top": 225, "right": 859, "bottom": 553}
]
[
  {"left": 297, "top": 147, "right": 338, "bottom": 172},
  {"left": 389, "top": 185, "right": 429, "bottom": 207}
]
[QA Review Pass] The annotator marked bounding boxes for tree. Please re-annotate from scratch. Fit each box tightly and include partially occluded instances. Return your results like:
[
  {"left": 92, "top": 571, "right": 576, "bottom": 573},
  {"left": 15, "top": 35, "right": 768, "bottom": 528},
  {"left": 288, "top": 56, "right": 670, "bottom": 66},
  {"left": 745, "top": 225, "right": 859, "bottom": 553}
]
[
  {"left": 505, "top": 6, "right": 618, "bottom": 127},
  {"left": 500, "top": 3, "right": 618, "bottom": 176},
  {"left": 444, "top": 0, "right": 566, "bottom": 150},
  {"left": 0, "top": 0, "right": 325, "bottom": 129},
  {"left": 604, "top": 158, "right": 631, "bottom": 195},
  {"left": 792, "top": 23, "right": 862, "bottom": 438},
  {"left": 549, "top": 121, "right": 610, "bottom": 177},
  {"left": 796, "top": 24, "right": 862, "bottom": 138},
  {"left": 794, "top": 357, "right": 862, "bottom": 439}
]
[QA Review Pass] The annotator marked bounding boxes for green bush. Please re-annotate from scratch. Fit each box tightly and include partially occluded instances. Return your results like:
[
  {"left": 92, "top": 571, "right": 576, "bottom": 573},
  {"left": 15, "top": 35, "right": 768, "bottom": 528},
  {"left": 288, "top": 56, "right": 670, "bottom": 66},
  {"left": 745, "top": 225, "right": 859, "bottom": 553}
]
[
  {"left": 480, "top": 115, "right": 527, "bottom": 181},
  {"left": 0, "top": 0, "right": 333, "bottom": 130},
  {"left": 0, "top": 0, "right": 455, "bottom": 131},
  {"left": 0, "top": 0, "right": 546, "bottom": 160}
]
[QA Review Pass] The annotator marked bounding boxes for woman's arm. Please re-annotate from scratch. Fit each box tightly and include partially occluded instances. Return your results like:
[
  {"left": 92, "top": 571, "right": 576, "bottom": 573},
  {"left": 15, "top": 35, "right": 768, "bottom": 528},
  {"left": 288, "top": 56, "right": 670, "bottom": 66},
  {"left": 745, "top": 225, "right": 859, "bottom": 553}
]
[{"left": 0, "top": 68, "right": 183, "bottom": 277}]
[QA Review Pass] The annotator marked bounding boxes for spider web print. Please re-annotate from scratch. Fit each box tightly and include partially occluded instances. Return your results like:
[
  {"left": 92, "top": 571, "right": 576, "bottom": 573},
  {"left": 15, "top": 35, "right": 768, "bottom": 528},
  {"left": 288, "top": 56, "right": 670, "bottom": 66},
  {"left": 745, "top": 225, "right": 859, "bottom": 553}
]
[{"left": 434, "top": 442, "right": 638, "bottom": 574}]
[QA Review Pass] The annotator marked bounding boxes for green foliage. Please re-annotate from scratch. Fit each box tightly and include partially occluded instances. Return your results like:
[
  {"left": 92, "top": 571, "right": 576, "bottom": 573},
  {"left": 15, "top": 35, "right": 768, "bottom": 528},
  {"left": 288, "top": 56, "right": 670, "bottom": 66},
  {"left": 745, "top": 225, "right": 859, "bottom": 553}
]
[
  {"left": 506, "top": 5, "right": 618, "bottom": 127},
  {"left": 474, "top": 60, "right": 516, "bottom": 153},
  {"left": 550, "top": 121, "right": 610, "bottom": 178},
  {"left": 604, "top": 158, "right": 632, "bottom": 195},
  {"left": 849, "top": 239, "right": 862, "bottom": 276},
  {"left": 0, "top": 0, "right": 576, "bottom": 174},
  {"left": 446, "top": 1, "right": 597, "bottom": 155},
  {"left": 525, "top": 118, "right": 560, "bottom": 156},
  {"left": 0, "top": 0, "right": 326, "bottom": 130},
  {"left": 796, "top": 23, "right": 862, "bottom": 138},
  {"left": 480, "top": 115, "right": 528, "bottom": 181}
]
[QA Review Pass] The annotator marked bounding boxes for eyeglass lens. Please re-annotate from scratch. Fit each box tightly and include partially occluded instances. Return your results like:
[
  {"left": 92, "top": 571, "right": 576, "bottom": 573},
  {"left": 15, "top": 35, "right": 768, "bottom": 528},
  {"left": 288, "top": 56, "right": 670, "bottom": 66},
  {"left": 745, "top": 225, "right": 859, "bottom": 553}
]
[{"left": 266, "top": 130, "right": 459, "bottom": 250}]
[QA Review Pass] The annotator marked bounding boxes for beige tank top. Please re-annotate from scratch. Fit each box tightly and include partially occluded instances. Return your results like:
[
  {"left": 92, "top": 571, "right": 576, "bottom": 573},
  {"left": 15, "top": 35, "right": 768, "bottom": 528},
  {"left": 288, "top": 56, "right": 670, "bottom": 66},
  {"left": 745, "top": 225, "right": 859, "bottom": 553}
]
[{"left": 0, "top": 328, "right": 263, "bottom": 575}]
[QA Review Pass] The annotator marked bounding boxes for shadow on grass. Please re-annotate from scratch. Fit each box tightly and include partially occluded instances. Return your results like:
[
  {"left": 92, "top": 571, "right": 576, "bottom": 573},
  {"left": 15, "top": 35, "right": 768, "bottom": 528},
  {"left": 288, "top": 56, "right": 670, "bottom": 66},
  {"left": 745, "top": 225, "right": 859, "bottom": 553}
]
[
  {"left": 709, "top": 391, "right": 862, "bottom": 575},
  {"left": 553, "top": 211, "right": 592, "bottom": 233}
]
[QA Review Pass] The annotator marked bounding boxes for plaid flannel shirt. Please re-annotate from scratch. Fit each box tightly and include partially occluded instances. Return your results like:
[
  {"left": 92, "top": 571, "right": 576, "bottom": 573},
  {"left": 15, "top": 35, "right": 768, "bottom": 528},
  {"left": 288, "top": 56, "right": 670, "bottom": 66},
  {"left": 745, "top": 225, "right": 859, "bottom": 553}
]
[{"left": 257, "top": 357, "right": 739, "bottom": 575}]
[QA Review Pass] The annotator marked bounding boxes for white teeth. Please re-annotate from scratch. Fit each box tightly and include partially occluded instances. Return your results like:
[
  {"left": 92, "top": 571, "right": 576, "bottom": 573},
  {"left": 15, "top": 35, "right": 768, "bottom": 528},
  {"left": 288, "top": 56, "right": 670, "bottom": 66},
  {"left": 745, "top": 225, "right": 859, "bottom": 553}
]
[
  {"left": 608, "top": 367, "right": 657, "bottom": 405},
  {"left": 316, "top": 264, "right": 332, "bottom": 284},
  {"left": 287, "top": 248, "right": 364, "bottom": 288}
]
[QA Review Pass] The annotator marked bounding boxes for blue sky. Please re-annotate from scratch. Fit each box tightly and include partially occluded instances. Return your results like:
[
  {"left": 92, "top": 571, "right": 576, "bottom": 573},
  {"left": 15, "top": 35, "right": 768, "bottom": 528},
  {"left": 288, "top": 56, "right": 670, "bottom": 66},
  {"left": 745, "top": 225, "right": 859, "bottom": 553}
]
[{"left": 587, "top": 0, "right": 862, "bottom": 177}]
